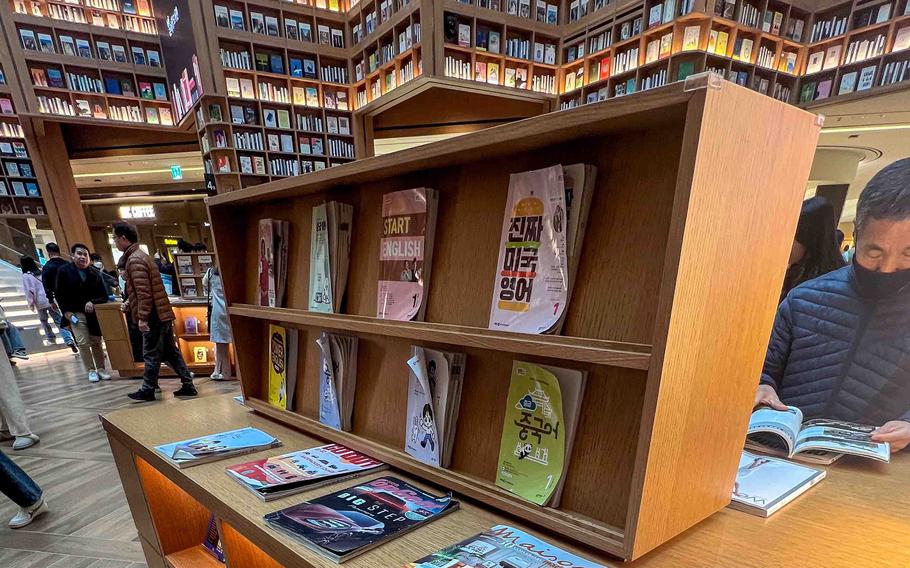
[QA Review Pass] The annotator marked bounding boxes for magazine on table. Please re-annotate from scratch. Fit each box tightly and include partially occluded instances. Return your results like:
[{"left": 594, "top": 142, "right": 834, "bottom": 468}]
[
  {"left": 406, "top": 524, "right": 606, "bottom": 567},
  {"left": 154, "top": 427, "right": 281, "bottom": 468},
  {"left": 226, "top": 444, "right": 386, "bottom": 501},
  {"left": 728, "top": 451, "right": 826, "bottom": 517},
  {"left": 264, "top": 476, "right": 458, "bottom": 562},
  {"left": 746, "top": 406, "right": 890, "bottom": 464}
]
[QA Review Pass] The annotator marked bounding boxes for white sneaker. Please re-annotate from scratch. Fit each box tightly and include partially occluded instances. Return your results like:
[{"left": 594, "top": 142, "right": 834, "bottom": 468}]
[
  {"left": 98, "top": 370, "right": 112, "bottom": 381},
  {"left": 88, "top": 370, "right": 100, "bottom": 382},
  {"left": 210, "top": 372, "right": 224, "bottom": 380},
  {"left": 9, "top": 497, "right": 47, "bottom": 529},
  {"left": 12, "top": 434, "right": 39, "bottom": 450}
]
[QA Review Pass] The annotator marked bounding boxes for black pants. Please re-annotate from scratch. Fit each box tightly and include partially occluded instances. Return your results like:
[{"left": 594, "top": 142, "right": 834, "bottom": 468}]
[{"left": 141, "top": 321, "right": 192, "bottom": 391}]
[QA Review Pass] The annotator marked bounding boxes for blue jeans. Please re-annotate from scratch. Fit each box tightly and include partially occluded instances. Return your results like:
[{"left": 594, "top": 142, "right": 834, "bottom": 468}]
[
  {"left": 1, "top": 325, "right": 25, "bottom": 356},
  {"left": 0, "top": 450, "right": 41, "bottom": 507},
  {"left": 46, "top": 305, "right": 74, "bottom": 346}
]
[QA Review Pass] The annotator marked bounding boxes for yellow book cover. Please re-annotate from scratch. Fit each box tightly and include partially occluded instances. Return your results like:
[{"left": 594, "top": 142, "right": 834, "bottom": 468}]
[
  {"left": 192, "top": 346, "right": 208, "bottom": 363},
  {"left": 495, "top": 361, "right": 565, "bottom": 505},
  {"left": 268, "top": 324, "right": 288, "bottom": 409},
  {"left": 716, "top": 31, "right": 729, "bottom": 55}
]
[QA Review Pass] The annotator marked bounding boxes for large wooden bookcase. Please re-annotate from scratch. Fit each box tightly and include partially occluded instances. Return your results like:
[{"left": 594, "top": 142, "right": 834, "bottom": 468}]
[{"left": 205, "top": 78, "right": 820, "bottom": 561}]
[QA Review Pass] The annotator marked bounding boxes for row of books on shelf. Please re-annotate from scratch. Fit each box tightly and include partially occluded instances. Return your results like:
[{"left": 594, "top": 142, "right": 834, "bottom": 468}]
[
  {"left": 13, "top": 0, "right": 157, "bottom": 34},
  {"left": 226, "top": 77, "right": 350, "bottom": 110},
  {"left": 0, "top": 200, "right": 45, "bottom": 217},
  {"left": 712, "top": 0, "right": 805, "bottom": 41},
  {"left": 0, "top": 123, "right": 25, "bottom": 138},
  {"left": 2, "top": 160, "right": 34, "bottom": 178},
  {"left": 801, "top": 59, "right": 909, "bottom": 101},
  {"left": 261, "top": 164, "right": 593, "bottom": 336},
  {"left": 0, "top": 179, "right": 41, "bottom": 197},
  {"left": 36, "top": 95, "right": 174, "bottom": 124},
  {"left": 0, "top": 141, "right": 29, "bottom": 158},
  {"left": 809, "top": 13, "right": 848, "bottom": 43},
  {"left": 213, "top": 5, "right": 346, "bottom": 49},
  {"left": 647, "top": 0, "right": 684, "bottom": 28},
  {"left": 17, "top": 28, "right": 162, "bottom": 67},
  {"left": 211, "top": 153, "right": 331, "bottom": 176},
  {"left": 16, "top": 0, "right": 153, "bottom": 17},
  {"left": 350, "top": 0, "right": 407, "bottom": 43},
  {"left": 843, "top": 33, "right": 888, "bottom": 65},
  {"left": 155, "top": 427, "right": 604, "bottom": 565},
  {"left": 0, "top": 98, "right": 15, "bottom": 116},
  {"left": 29, "top": 67, "right": 168, "bottom": 101}
]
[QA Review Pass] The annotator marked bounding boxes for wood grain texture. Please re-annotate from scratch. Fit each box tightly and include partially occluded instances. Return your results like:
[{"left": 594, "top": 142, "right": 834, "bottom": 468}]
[
  {"left": 229, "top": 305, "right": 652, "bottom": 368},
  {"left": 135, "top": 458, "right": 213, "bottom": 557},
  {"left": 625, "top": 83, "right": 821, "bottom": 559},
  {"left": 102, "top": 395, "right": 613, "bottom": 568},
  {"left": 164, "top": 546, "right": 221, "bottom": 568},
  {"left": 221, "top": 522, "right": 282, "bottom": 568}
]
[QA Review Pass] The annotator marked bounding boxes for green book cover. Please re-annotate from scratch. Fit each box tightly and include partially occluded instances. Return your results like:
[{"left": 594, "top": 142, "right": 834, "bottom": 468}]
[
  {"left": 495, "top": 361, "right": 565, "bottom": 505},
  {"left": 309, "top": 203, "right": 333, "bottom": 313}
]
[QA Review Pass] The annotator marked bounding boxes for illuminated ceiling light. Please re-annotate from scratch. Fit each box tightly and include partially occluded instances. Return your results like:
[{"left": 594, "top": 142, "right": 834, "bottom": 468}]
[{"left": 821, "top": 123, "right": 910, "bottom": 134}]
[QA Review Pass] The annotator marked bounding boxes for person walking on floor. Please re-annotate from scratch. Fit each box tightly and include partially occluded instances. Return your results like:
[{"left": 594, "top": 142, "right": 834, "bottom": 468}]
[
  {"left": 203, "top": 265, "right": 232, "bottom": 380},
  {"left": 39, "top": 243, "right": 77, "bottom": 353},
  {"left": 114, "top": 222, "right": 197, "bottom": 402},
  {"left": 20, "top": 256, "right": 59, "bottom": 346},
  {"left": 0, "top": 445, "right": 48, "bottom": 527},
  {"left": 0, "top": 354, "right": 39, "bottom": 450},
  {"left": 0, "top": 302, "right": 28, "bottom": 363},
  {"left": 55, "top": 244, "right": 110, "bottom": 382}
]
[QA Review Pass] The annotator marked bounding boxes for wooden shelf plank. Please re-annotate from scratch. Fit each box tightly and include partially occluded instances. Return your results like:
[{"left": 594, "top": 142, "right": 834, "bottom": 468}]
[
  {"left": 229, "top": 304, "right": 652, "bottom": 369},
  {"left": 244, "top": 397, "right": 627, "bottom": 555},
  {"left": 165, "top": 545, "right": 221, "bottom": 568}
]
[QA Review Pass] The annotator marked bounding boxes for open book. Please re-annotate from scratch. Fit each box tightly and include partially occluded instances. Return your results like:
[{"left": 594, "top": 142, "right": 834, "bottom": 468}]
[{"left": 746, "top": 407, "right": 890, "bottom": 464}]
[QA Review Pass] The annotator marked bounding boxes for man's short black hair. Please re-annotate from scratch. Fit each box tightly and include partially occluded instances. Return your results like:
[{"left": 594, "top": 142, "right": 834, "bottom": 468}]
[
  {"left": 46, "top": 242, "right": 60, "bottom": 254},
  {"left": 113, "top": 222, "right": 139, "bottom": 244},
  {"left": 70, "top": 242, "right": 89, "bottom": 254},
  {"left": 855, "top": 157, "right": 910, "bottom": 236}
]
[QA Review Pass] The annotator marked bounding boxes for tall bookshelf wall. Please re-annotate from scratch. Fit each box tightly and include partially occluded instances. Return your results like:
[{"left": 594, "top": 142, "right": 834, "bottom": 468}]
[
  {"left": 0, "top": 37, "right": 47, "bottom": 221},
  {"left": 195, "top": 0, "right": 908, "bottom": 192},
  {"left": 0, "top": 0, "right": 179, "bottom": 127}
]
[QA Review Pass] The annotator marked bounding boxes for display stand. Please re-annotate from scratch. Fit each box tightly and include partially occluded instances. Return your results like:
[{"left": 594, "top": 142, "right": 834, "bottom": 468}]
[
  {"left": 105, "top": 78, "right": 827, "bottom": 567},
  {"left": 96, "top": 299, "right": 232, "bottom": 378},
  {"left": 200, "top": 78, "right": 820, "bottom": 560}
]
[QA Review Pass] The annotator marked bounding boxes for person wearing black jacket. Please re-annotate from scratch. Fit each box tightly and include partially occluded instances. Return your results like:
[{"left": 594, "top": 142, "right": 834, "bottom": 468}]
[
  {"left": 39, "top": 243, "right": 76, "bottom": 352},
  {"left": 755, "top": 157, "right": 910, "bottom": 453},
  {"left": 55, "top": 243, "right": 109, "bottom": 382}
]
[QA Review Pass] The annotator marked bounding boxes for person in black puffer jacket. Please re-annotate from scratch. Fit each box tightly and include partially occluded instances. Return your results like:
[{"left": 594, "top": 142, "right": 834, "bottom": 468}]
[{"left": 756, "top": 157, "right": 910, "bottom": 453}]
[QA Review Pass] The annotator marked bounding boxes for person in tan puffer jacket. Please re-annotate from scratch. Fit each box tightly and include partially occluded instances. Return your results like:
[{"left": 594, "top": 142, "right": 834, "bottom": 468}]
[{"left": 113, "top": 222, "right": 196, "bottom": 402}]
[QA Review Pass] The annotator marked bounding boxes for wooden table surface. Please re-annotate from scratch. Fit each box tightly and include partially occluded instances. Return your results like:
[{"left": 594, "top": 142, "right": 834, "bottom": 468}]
[{"left": 101, "top": 395, "right": 910, "bottom": 568}]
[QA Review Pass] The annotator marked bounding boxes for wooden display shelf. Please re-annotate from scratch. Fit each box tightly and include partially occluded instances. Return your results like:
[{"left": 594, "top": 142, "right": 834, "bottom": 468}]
[
  {"left": 165, "top": 545, "right": 221, "bottom": 568},
  {"left": 207, "top": 80, "right": 820, "bottom": 560},
  {"left": 230, "top": 304, "right": 651, "bottom": 368}
]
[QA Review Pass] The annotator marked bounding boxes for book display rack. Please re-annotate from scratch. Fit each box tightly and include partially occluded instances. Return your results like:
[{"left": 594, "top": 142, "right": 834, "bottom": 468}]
[
  {"left": 195, "top": 80, "right": 820, "bottom": 563},
  {"left": 0, "top": 0, "right": 178, "bottom": 127},
  {"left": 173, "top": 251, "right": 218, "bottom": 299}
]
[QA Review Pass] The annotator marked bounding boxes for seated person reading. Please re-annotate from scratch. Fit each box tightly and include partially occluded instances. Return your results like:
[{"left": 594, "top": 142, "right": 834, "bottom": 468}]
[{"left": 755, "top": 158, "right": 910, "bottom": 453}]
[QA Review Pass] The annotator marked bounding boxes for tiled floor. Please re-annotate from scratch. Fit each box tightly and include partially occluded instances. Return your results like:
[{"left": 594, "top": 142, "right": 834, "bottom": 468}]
[{"left": 0, "top": 350, "right": 238, "bottom": 567}]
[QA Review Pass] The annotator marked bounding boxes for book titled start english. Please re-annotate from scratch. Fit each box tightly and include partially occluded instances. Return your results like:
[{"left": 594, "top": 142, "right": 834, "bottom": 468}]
[{"left": 377, "top": 188, "right": 439, "bottom": 321}]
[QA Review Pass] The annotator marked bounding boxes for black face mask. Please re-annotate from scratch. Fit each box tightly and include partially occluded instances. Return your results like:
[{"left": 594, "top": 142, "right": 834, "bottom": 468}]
[{"left": 852, "top": 256, "right": 910, "bottom": 300}]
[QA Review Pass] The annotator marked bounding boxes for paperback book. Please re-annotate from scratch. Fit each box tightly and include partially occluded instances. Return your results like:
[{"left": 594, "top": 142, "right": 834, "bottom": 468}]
[
  {"left": 729, "top": 451, "right": 825, "bottom": 517},
  {"left": 377, "top": 188, "right": 439, "bottom": 321},
  {"left": 154, "top": 427, "right": 281, "bottom": 468},
  {"left": 258, "top": 219, "right": 290, "bottom": 307},
  {"left": 318, "top": 331, "right": 359, "bottom": 431},
  {"left": 404, "top": 346, "right": 466, "bottom": 468},
  {"left": 267, "top": 324, "right": 299, "bottom": 411},
  {"left": 489, "top": 164, "right": 595, "bottom": 334},
  {"left": 309, "top": 202, "right": 354, "bottom": 313},
  {"left": 226, "top": 444, "right": 386, "bottom": 501},
  {"left": 407, "top": 524, "right": 605, "bottom": 567},
  {"left": 263, "top": 476, "right": 458, "bottom": 562},
  {"left": 495, "top": 361, "right": 587, "bottom": 506},
  {"left": 746, "top": 406, "right": 890, "bottom": 464}
]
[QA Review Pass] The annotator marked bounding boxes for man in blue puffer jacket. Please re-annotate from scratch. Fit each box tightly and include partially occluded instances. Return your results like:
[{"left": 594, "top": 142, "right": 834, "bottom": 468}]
[{"left": 755, "top": 157, "right": 910, "bottom": 453}]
